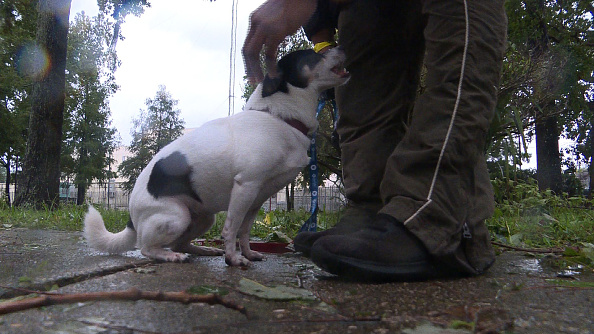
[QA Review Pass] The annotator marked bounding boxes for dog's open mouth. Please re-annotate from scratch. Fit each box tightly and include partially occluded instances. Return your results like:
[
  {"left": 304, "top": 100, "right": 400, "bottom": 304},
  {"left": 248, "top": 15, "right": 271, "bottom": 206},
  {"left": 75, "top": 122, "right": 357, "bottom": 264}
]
[{"left": 331, "top": 65, "right": 350, "bottom": 78}]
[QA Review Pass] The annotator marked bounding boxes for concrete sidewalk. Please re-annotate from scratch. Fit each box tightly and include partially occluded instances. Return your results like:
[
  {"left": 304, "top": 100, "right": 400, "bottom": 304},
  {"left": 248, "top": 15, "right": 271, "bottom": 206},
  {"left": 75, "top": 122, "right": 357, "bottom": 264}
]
[{"left": 0, "top": 228, "right": 592, "bottom": 333}]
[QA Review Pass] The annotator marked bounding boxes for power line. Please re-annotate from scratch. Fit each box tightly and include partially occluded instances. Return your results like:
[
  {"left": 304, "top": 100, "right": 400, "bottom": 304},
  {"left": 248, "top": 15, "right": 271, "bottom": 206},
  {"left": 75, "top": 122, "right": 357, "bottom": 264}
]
[{"left": 228, "top": 0, "right": 238, "bottom": 116}]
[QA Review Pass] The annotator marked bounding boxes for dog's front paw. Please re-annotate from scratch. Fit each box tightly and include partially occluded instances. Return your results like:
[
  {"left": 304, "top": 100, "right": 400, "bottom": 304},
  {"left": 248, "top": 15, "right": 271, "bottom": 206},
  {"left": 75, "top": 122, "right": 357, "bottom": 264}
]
[
  {"left": 164, "top": 252, "right": 190, "bottom": 263},
  {"left": 243, "top": 250, "right": 264, "bottom": 261},
  {"left": 225, "top": 254, "right": 250, "bottom": 267}
]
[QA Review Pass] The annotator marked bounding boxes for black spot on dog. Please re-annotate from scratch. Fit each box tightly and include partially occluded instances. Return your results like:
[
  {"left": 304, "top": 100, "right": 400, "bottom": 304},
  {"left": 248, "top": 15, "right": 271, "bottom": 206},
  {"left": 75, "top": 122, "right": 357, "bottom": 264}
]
[
  {"left": 147, "top": 151, "right": 202, "bottom": 202},
  {"left": 126, "top": 217, "right": 135, "bottom": 231},
  {"left": 262, "top": 75, "right": 287, "bottom": 97},
  {"left": 262, "top": 49, "right": 324, "bottom": 98}
]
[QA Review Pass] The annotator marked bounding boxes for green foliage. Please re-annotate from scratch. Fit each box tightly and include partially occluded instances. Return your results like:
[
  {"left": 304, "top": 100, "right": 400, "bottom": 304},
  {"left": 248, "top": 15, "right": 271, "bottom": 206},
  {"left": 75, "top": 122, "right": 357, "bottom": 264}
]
[
  {"left": 118, "top": 85, "right": 185, "bottom": 191},
  {"left": 277, "top": 28, "right": 313, "bottom": 59},
  {"left": 96, "top": 0, "right": 150, "bottom": 66},
  {"left": 97, "top": 0, "right": 150, "bottom": 21},
  {"left": 61, "top": 12, "right": 119, "bottom": 201},
  {"left": 202, "top": 209, "right": 341, "bottom": 241},
  {"left": 0, "top": 0, "right": 151, "bottom": 205},
  {"left": 450, "top": 320, "right": 474, "bottom": 331},
  {"left": 0, "top": 203, "right": 86, "bottom": 231},
  {"left": 488, "top": 179, "right": 594, "bottom": 248},
  {"left": 0, "top": 202, "right": 129, "bottom": 232},
  {"left": 0, "top": 0, "right": 38, "bottom": 201},
  {"left": 489, "top": 0, "right": 594, "bottom": 186}
]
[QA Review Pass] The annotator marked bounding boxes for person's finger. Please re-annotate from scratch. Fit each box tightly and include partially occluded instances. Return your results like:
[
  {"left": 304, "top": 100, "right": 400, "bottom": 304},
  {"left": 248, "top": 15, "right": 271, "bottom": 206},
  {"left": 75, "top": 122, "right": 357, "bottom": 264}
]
[
  {"left": 243, "top": 26, "right": 283, "bottom": 83},
  {"left": 243, "top": 18, "right": 266, "bottom": 83},
  {"left": 263, "top": 35, "right": 282, "bottom": 79}
]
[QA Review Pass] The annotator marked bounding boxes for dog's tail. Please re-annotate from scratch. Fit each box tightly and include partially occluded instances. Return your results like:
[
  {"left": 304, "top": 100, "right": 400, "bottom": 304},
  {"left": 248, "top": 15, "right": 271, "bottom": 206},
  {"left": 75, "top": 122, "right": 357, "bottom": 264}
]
[{"left": 84, "top": 205, "right": 137, "bottom": 254}]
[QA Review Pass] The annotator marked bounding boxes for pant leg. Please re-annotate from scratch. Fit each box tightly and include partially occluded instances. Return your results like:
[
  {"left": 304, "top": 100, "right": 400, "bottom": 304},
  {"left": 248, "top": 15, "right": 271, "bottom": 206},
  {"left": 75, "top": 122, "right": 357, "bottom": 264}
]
[
  {"left": 335, "top": 0, "right": 425, "bottom": 212},
  {"left": 378, "top": 0, "right": 507, "bottom": 274}
]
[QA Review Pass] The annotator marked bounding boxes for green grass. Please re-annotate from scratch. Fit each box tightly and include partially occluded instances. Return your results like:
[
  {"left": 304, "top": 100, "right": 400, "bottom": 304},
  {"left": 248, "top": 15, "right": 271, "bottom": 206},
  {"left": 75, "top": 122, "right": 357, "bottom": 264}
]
[
  {"left": 487, "top": 179, "right": 594, "bottom": 248},
  {"left": 202, "top": 209, "right": 341, "bottom": 240},
  {"left": 0, "top": 201, "right": 341, "bottom": 240},
  {"left": 487, "top": 205, "right": 594, "bottom": 248},
  {"left": 0, "top": 202, "right": 129, "bottom": 232},
  {"left": 1, "top": 180, "right": 592, "bottom": 249}
]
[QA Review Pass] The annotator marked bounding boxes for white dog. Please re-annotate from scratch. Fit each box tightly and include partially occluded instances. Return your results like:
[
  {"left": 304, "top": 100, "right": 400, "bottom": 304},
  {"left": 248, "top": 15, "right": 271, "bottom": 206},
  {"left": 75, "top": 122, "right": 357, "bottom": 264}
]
[{"left": 84, "top": 48, "right": 350, "bottom": 266}]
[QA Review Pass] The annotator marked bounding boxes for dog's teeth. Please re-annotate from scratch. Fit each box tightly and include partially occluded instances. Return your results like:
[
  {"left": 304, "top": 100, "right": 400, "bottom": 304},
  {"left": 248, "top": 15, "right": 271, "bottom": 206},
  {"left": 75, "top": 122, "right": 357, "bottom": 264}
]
[{"left": 332, "top": 66, "right": 349, "bottom": 77}]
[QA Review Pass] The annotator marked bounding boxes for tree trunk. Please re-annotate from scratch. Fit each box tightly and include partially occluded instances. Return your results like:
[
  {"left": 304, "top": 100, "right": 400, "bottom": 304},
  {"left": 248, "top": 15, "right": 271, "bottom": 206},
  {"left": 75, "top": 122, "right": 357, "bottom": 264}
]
[
  {"left": 4, "top": 156, "right": 10, "bottom": 206},
  {"left": 589, "top": 153, "right": 594, "bottom": 200},
  {"left": 524, "top": 0, "right": 564, "bottom": 194},
  {"left": 535, "top": 113, "right": 563, "bottom": 193},
  {"left": 76, "top": 183, "right": 86, "bottom": 205},
  {"left": 285, "top": 182, "right": 296, "bottom": 212},
  {"left": 14, "top": 0, "right": 71, "bottom": 209},
  {"left": 586, "top": 101, "right": 594, "bottom": 199}
]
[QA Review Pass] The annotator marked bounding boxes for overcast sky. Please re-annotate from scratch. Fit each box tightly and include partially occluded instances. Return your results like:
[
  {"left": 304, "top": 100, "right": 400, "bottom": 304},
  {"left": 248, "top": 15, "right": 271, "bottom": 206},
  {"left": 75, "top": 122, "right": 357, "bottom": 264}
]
[{"left": 70, "top": 0, "right": 266, "bottom": 145}]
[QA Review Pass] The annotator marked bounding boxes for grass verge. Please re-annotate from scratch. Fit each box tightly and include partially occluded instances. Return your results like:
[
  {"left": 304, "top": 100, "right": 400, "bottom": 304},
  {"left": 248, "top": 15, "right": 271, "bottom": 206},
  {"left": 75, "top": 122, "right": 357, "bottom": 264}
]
[
  {"left": 1, "top": 180, "right": 592, "bottom": 248},
  {"left": 0, "top": 202, "right": 341, "bottom": 241}
]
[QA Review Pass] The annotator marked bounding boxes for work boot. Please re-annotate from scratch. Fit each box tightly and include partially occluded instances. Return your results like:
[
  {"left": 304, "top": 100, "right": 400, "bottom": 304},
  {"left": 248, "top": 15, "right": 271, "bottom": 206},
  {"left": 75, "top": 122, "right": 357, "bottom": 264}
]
[
  {"left": 310, "top": 214, "right": 452, "bottom": 282},
  {"left": 293, "top": 205, "right": 375, "bottom": 257}
]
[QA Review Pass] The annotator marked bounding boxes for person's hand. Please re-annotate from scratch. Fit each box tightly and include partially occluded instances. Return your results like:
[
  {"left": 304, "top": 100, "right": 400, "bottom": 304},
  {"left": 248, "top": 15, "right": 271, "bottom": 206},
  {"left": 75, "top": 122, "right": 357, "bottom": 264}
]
[{"left": 242, "top": 0, "right": 317, "bottom": 84}]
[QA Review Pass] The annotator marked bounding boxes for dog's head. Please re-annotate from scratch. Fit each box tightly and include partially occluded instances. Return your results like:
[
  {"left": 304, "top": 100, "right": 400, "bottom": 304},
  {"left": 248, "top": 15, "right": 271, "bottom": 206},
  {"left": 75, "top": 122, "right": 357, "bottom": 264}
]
[{"left": 261, "top": 48, "right": 350, "bottom": 98}]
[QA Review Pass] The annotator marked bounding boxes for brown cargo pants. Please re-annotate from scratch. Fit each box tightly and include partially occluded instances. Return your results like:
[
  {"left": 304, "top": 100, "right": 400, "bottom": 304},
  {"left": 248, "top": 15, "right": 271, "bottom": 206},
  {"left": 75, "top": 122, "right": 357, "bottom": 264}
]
[{"left": 335, "top": 0, "right": 507, "bottom": 274}]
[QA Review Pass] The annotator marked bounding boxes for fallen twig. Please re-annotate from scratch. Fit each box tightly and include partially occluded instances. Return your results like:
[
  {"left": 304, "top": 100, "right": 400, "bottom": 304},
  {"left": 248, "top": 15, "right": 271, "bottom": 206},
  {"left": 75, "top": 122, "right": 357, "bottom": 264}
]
[
  {"left": 491, "top": 241, "right": 565, "bottom": 254},
  {"left": 0, "top": 288, "right": 247, "bottom": 316}
]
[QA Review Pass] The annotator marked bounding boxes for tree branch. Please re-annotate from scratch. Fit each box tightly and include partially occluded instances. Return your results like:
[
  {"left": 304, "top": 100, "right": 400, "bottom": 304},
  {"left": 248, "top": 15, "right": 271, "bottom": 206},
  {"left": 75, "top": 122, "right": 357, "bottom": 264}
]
[
  {"left": 318, "top": 159, "right": 342, "bottom": 177},
  {"left": 0, "top": 287, "right": 247, "bottom": 316}
]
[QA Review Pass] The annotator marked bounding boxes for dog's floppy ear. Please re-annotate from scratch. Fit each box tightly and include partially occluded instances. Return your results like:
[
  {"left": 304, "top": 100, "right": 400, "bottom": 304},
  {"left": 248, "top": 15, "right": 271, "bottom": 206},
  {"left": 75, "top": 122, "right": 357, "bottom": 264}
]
[{"left": 262, "top": 73, "right": 288, "bottom": 98}]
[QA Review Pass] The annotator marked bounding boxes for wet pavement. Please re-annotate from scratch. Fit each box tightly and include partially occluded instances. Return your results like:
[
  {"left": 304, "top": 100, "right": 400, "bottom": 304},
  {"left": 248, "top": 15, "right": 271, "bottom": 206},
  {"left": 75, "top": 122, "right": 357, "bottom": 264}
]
[{"left": 0, "top": 228, "right": 592, "bottom": 333}]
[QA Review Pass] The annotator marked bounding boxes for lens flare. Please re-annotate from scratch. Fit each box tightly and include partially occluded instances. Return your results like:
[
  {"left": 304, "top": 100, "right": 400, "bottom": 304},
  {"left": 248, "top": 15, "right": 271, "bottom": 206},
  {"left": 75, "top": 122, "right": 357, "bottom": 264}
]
[{"left": 16, "top": 43, "right": 51, "bottom": 80}]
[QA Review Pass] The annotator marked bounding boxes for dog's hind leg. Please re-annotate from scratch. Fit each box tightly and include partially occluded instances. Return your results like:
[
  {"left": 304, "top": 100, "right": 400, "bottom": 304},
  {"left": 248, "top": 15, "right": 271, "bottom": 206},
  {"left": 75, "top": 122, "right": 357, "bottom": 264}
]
[
  {"left": 238, "top": 208, "right": 264, "bottom": 261},
  {"left": 171, "top": 213, "right": 224, "bottom": 256},
  {"left": 138, "top": 204, "right": 194, "bottom": 262}
]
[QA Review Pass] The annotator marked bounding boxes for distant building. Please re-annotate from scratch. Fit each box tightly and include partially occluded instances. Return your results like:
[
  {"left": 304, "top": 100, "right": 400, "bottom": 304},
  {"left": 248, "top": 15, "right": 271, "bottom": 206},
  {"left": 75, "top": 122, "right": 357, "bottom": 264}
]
[{"left": 109, "top": 146, "right": 132, "bottom": 183}]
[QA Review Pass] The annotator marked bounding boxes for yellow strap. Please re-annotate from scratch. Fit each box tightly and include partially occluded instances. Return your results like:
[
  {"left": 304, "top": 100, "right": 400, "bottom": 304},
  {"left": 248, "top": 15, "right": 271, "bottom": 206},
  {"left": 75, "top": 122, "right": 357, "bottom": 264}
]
[{"left": 313, "top": 41, "right": 336, "bottom": 53}]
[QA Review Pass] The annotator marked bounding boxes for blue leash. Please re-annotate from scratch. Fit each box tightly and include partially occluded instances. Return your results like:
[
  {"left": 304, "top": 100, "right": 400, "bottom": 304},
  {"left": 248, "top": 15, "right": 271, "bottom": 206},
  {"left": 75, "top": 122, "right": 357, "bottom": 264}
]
[{"left": 299, "top": 97, "right": 338, "bottom": 233}]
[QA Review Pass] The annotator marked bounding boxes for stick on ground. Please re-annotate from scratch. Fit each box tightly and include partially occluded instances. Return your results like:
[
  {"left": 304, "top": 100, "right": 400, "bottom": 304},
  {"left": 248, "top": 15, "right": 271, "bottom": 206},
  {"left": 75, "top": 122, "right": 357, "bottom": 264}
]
[
  {"left": 0, "top": 287, "right": 247, "bottom": 316},
  {"left": 491, "top": 241, "right": 565, "bottom": 254}
]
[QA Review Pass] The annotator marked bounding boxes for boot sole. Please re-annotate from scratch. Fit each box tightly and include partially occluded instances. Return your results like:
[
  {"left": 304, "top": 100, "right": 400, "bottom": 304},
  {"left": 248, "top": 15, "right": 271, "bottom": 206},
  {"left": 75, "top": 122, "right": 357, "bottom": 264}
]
[{"left": 310, "top": 243, "right": 441, "bottom": 282}]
